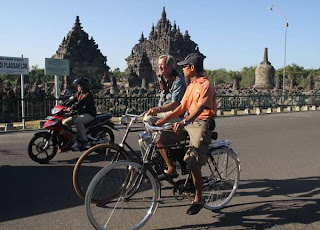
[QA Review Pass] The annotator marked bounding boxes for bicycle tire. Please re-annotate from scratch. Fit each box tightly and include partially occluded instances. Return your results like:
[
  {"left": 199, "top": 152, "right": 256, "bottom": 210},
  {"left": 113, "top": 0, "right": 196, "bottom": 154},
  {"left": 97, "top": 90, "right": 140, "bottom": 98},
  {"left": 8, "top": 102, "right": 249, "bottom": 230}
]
[
  {"left": 72, "top": 143, "right": 129, "bottom": 201},
  {"left": 85, "top": 160, "right": 160, "bottom": 230},
  {"left": 202, "top": 146, "right": 240, "bottom": 210}
]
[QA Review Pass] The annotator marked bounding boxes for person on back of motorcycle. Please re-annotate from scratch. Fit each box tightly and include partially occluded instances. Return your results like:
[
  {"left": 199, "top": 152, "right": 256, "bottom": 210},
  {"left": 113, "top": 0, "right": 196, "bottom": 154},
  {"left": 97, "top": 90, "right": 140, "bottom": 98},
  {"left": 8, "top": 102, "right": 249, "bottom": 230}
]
[{"left": 63, "top": 77, "right": 97, "bottom": 149}]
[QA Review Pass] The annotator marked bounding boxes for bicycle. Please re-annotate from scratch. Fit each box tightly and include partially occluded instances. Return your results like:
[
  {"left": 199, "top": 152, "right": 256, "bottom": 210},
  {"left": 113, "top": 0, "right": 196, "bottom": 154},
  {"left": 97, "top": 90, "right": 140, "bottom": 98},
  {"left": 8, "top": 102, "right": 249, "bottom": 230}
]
[
  {"left": 72, "top": 111, "right": 146, "bottom": 201},
  {"left": 85, "top": 122, "right": 241, "bottom": 230}
]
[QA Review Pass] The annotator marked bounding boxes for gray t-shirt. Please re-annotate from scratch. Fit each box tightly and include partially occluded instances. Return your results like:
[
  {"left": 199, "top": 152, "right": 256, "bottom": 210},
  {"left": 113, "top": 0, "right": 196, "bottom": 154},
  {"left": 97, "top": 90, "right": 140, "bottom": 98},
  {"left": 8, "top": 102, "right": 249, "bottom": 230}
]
[{"left": 158, "top": 75, "right": 186, "bottom": 107}]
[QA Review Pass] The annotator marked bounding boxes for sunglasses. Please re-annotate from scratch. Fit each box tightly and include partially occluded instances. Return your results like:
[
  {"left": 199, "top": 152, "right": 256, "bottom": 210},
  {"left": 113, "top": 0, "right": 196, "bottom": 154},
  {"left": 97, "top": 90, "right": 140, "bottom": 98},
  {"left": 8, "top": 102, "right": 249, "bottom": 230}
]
[{"left": 183, "top": 64, "right": 192, "bottom": 69}]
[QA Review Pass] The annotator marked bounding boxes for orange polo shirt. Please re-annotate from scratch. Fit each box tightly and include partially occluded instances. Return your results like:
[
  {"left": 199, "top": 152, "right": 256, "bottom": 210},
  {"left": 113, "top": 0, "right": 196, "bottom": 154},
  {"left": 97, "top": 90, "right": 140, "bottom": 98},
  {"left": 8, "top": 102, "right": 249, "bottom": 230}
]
[{"left": 181, "top": 76, "right": 217, "bottom": 120}]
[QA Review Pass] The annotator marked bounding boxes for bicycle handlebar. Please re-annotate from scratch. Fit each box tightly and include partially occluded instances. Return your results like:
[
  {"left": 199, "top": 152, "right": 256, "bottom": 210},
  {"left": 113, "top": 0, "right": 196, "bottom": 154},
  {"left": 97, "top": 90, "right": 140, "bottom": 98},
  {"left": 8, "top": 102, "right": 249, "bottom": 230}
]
[
  {"left": 121, "top": 109, "right": 173, "bottom": 132},
  {"left": 124, "top": 108, "right": 146, "bottom": 118}
]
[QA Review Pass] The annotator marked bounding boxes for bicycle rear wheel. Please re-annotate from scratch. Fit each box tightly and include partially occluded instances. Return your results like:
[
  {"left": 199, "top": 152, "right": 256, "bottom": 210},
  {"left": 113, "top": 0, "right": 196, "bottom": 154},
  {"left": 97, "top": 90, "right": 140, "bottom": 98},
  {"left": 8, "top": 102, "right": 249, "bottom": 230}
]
[
  {"left": 202, "top": 147, "right": 240, "bottom": 210},
  {"left": 72, "top": 143, "right": 129, "bottom": 201},
  {"left": 85, "top": 160, "right": 160, "bottom": 230}
]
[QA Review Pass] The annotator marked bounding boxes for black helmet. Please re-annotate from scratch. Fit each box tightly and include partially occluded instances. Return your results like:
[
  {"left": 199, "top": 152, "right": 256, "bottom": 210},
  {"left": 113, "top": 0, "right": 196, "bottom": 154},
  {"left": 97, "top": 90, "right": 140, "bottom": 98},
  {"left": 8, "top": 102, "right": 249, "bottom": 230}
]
[{"left": 73, "top": 77, "right": 90, "bottom": 91}]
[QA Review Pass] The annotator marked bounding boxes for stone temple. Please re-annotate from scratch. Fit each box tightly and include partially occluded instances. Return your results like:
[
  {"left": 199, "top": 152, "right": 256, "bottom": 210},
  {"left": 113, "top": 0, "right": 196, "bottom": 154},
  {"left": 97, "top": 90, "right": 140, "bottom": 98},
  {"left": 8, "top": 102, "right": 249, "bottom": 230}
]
[
  {"left": 52, "top": 16, "right": 110, "bottom": 95},
  {"left": 125, "top": 7, "right": 205, "bottom": 88}
]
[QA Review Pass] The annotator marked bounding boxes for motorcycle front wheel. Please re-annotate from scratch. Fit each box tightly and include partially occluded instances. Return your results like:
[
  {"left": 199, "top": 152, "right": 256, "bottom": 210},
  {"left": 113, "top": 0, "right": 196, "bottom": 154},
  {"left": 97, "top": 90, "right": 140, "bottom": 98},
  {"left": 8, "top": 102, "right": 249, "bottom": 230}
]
[{"left": 28, "top": 132, "right": 58, "bottom": 164}]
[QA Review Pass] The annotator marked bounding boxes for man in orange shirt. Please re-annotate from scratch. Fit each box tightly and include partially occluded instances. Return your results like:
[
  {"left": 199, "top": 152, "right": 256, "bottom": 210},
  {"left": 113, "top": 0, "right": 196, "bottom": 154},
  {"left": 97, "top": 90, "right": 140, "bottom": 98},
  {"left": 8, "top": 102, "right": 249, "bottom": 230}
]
[{"left": 156, "top": 53, "right": 217, "bottom": 215}]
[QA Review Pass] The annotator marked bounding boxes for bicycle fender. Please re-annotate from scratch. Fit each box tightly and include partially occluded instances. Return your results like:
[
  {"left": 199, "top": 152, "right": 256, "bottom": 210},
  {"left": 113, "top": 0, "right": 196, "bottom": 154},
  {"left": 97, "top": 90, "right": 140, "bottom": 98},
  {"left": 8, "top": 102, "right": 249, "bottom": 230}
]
[
  {"left": 105, "top": 120, "right": 118, "bottom": 131},
  {"left": 34, "top": 131, "right": 52, "bottom": 138}
]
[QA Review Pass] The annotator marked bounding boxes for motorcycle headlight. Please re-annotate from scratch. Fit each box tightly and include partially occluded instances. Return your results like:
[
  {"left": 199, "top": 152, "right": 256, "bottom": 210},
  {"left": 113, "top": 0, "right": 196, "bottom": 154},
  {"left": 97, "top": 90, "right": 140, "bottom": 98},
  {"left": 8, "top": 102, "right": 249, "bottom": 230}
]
[{"left": 51, "top": 107, "right": 60, "bottom": 115}]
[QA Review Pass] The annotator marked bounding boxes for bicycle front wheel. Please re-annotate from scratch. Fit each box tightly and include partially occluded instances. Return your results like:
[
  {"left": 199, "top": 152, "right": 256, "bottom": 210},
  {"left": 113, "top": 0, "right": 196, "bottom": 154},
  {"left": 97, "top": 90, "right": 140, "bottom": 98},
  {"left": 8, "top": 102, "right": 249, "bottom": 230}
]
[
  {"left": 85, "top": 160, "right": 160, "bottom": 230},
  {"left": 72, "top": 143, "right": 129, "bottom": 201},
  {"left": 202, "top": 146, "right": 240, "bottom": 210}
]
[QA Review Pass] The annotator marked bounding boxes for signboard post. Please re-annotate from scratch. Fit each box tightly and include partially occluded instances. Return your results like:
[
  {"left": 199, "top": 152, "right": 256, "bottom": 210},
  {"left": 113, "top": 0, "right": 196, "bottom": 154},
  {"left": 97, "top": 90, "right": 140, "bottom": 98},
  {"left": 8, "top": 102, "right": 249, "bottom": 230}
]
[
  {"left": 0, "top": 56, "right": 29, "bottom": 129},
  {"left": 45, "top": 58, "right": 70, "bottom": 105}
]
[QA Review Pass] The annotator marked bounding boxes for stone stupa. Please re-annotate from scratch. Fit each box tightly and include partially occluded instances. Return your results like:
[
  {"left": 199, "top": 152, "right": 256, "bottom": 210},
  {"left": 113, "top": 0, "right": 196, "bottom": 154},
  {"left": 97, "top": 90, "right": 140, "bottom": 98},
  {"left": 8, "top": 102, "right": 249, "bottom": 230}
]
[{"left": 254, "top": 48, "right": 275, "bottom": 89}]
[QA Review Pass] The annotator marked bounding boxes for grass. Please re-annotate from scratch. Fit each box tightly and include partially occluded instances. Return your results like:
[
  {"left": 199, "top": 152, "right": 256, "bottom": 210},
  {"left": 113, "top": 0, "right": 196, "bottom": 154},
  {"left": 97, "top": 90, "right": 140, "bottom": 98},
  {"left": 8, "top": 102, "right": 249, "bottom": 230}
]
[
  {"left": 0, "top": 120, "right": 46, "bottom": 130},
  {"left": 0, "top": 117, "right": 122, "bottom": 131}
]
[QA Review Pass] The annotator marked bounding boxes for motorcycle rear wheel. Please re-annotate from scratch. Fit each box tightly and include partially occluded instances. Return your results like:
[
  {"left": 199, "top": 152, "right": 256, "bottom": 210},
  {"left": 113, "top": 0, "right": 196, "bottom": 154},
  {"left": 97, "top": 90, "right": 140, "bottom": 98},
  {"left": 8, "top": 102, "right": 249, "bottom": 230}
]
[
  {"left": 91, "top": 127, "right": 114, "bottom": 146},
  {"left": 28, "top": 132, "right": 58, "bottom": 164}
]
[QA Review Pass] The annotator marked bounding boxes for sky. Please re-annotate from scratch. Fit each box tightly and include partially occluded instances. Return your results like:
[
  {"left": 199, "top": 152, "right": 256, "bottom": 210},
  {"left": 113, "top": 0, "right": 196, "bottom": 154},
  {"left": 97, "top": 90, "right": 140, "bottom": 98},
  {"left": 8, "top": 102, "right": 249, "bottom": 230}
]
[{"left": 1, "top": 0, "right": 319, "bottom": 72}]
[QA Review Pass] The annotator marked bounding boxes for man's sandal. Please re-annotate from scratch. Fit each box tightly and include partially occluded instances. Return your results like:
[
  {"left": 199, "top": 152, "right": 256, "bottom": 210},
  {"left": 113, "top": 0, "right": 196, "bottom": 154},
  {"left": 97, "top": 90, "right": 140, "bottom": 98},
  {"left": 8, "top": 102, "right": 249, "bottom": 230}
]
[
  {"left": 164, "top": 169, "right": 179, "bottom": 178},
  {"left": 186, "top": 201, "right": 203, "bottom": 215}
]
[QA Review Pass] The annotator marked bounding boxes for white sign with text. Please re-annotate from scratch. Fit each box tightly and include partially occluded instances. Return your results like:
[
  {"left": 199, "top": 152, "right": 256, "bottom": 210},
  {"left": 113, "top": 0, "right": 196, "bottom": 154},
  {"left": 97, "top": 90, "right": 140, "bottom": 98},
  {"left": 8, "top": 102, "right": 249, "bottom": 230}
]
[{"left": 0, "top": 56, "right": 29, "bottom": 75}]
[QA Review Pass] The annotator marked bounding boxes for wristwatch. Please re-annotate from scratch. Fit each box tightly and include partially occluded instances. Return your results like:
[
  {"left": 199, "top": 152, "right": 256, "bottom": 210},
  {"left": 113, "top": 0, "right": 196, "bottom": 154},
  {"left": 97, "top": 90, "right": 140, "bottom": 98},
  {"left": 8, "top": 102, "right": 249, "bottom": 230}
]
[{"left": 183, "top": 119, "right": 190, "bottom": 126}]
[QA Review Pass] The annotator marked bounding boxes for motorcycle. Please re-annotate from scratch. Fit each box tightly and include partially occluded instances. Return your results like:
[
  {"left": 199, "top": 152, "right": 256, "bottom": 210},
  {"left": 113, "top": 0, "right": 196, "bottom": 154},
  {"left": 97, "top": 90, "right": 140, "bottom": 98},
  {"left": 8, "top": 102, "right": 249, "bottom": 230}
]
[{"left": 28, "top": 104, "right": 117, "bottom": 164}]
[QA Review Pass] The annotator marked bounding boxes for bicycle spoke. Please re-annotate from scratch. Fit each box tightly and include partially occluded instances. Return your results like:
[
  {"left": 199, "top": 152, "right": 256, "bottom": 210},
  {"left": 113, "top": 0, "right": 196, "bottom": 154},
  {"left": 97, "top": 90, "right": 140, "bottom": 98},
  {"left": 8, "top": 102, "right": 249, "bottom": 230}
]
[
  {"left": 203, "top": 147, "right": 240, "bottom": 210},
  {"left": 86, "top": 161, "right": 160, "bottom": 230}
]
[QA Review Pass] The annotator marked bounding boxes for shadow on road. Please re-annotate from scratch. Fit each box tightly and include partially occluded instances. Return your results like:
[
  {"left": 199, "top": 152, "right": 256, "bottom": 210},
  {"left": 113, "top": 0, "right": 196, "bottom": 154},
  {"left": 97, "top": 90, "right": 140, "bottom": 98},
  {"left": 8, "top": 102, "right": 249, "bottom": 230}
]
[
  {"left": 159, "top": 177, "right": 320, "bottom": 229},
  {"left": 0, "top": 165, "right": 83, "bottom": 222},
  {"left": 1, "top": 162, "right": 319, "bottom": 229}
]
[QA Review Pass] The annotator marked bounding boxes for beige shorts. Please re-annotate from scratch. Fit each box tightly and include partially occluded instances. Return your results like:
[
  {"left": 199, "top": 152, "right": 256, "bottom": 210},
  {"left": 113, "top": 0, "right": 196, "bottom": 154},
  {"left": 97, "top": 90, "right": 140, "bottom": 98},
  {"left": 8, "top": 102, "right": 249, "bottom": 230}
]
[
  {"left": 184, "top": 120, "right": 212, "bottom": 167},
  {"left": 158, "top": 129, "right": 188, "bottom": 146}
]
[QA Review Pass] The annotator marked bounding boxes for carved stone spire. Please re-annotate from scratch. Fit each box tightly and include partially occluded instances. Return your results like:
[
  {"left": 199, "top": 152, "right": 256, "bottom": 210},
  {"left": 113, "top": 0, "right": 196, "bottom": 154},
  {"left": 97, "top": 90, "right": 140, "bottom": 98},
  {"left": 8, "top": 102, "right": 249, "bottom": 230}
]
[
  {"left": 149, "top": 23, "right": 155, "bottom": 39},
  {"left": 139, "top": 32, "right": 145, "bottom": 42},
  {"left": 183, "top": 30, "right": 190, "bottom": 40},
  {"left": 261, "top": 47, "right": 271, "bottom": 65},
  {"left": 73, "top": 16, "right": 82, "bottom": 30},
  {"left": 161, "top": 7, "right": 166, "bottom": 21},
  {"left": 172, "top": 21, "right": 177, "bottom": 33}
]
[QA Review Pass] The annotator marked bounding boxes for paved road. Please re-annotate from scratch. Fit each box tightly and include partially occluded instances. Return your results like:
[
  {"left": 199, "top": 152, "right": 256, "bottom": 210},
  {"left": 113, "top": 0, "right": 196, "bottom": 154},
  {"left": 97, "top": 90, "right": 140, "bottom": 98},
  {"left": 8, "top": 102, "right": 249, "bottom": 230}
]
[{"left": 1, "top": 111, "right": 320, "bottom": 229}]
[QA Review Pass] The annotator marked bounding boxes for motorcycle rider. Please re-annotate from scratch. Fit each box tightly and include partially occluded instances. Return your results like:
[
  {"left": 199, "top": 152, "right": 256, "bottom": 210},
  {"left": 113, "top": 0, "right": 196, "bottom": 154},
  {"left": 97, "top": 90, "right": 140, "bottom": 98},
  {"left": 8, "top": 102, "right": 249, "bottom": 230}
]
[{"left": 63, "top": 77, "right": 97, "bottom": 149}]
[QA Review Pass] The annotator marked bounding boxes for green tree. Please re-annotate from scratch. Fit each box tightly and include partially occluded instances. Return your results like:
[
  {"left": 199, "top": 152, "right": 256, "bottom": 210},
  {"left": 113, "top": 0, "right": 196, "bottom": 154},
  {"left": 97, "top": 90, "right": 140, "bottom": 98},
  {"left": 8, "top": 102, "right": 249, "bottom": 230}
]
[
  {"left": 240, "top": 66, "right": 256, "bottom": 87},
  {"left": 109, "top": 68, "right": 126, "bottom": 80},
  {"left": 0, "top": 74, "right": 17, "bottom": 84},
  {"left": 277, "top": 64, "right": 308, "bottom": 88},
  {"left": 28, "top": 65, "right": 53, "bottom": 83},
  {"left": 205, "top": 68, "right": 231, "bottom": 85}
]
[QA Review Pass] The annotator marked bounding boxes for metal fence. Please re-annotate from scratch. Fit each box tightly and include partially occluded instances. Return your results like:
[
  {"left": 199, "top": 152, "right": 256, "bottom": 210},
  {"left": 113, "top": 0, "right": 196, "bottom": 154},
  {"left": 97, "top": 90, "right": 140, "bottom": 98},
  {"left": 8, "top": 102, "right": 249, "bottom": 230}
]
[
  {"left": 1, "top": 94, "right": 320, "bottom": 122},
  {"left": 217, "top": 94, "right": 320, "bottom": 110}
]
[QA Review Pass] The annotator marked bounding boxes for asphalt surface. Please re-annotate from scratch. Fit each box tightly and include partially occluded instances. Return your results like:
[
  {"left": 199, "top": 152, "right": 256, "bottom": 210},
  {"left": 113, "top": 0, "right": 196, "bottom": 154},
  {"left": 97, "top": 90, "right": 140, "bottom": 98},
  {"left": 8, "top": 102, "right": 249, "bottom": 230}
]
[{"left": 0, "top": 111, "right": 320, "bottom": 229}]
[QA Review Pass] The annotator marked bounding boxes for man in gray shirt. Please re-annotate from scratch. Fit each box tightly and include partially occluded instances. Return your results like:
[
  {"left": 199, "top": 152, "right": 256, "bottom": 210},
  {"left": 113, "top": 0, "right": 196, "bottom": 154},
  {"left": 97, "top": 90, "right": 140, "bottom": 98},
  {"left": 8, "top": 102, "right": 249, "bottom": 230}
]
[
  {"left": 144, "top": 54, "right": 186, "bottom": 124},
  {"left": 143, "top": 54, "right": 187, "bottom": 179}
]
